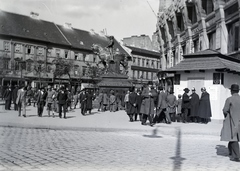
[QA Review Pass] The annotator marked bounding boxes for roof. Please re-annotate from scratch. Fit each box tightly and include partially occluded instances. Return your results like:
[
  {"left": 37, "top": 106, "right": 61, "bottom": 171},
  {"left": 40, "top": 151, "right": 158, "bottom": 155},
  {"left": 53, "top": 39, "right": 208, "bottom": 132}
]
[
  {"left": 166, "top": 49, "right": 240, "bottom": 72},
  {"left": 0, "top": 10, "right": 129, "bottom": 55},
  {"left": 0, "top": 10, "right": 69, "bottom": 46},
  {"left": 126, "top": 46, "right": 160, "bottom": 58}
]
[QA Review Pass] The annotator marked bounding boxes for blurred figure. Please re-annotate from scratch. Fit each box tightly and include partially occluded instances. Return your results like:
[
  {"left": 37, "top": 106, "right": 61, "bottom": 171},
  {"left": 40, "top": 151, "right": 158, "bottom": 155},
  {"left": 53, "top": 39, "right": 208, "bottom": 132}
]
[
  {"left": 190, "top": 87, "right": 200, "bottom": 123},
  {"left": 79, "top": 90, "right": 87, "bottom": 115},
  {"left": 109, "top": 90, "right": 116, "bottom": 112},
  {"left": 128, "top": 87, "right": 137, "bottom": 122},
  {"left": 198, "top": 87, "right": 212, "bottom": 123},
  {"left": 176, "top": 94, "right": 183, "bottom": 122},
  {"left": 57, "top": 86, "right": 68, "bottom": 119},
  {"left": 12, "top": 85, "right": 19, "bottom": 111},
  {"left": 166, "top": 89, "right": 177, "bottom": 122},
  {"left": 36, "top": 87, "right": 47, "bottom": 117},
  {"left": 182, "top": 88, "right": 191, "bottom": 123},
  {"left": 46, "top": 86, "right": 55, "bottom": 117},
  {"left": 98, "top": 90, "right": 103, "bottom": 112},
  {"left": 3, "top": 86, "right": 12, "bottom": 110},
  {"left": 135, "top": 88, "right": 142, "bottom": 121},
  {"left": 85, "top": 90, "right": 94, "bottom": 114},
  {"left": 102, "top": 91, "right": 109, "bottom": 112}
]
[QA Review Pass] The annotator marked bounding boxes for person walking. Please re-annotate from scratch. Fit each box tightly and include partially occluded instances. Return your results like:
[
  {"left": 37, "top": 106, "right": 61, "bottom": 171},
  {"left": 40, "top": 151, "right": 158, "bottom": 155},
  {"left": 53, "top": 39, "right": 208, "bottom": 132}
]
[
  {"left": 140, "top": 81, "right": 158, "bottom": 126},
  {"left": 57, "top": 87, "right": 68, "bottom": 118},
  {"left": 98, "top": 90, "right": 103, "bottom": 112},
  {"left": 221, "top": 84, "right": 240, "bottom": 162},
  {"left": 155, "top": 86, "right": 171, "bottom": 124},
  {"left": 198, "top": 87, "right": 212, "bottom": 123},
  {"left": 46, "top": 86, "right": 55, "bottom": 117},
  {"left": 109, "top": 90, "right": 116, "bottom": 112},
  {"left": 176, "top": 94, "right": 183, "bottom": 122},
  {"left": 166, "top": 89, "right": 177, "bottom": 122},
  {"left": 85, "top": 90, "right": 94, "bottom": 114},
  {"left": 3, "top": 86, "right": 12, "bottom": 110},
  {"left": 79, "top": 90, "right": 87, "bottom": 115},
  {"left": 182, "top": 88, "right": 191, "bottom": 123},
  {"left": 12, "top": 85, "right": 19, "bottom": 111},
  {"left": 128, "top": 87, "right": 137, "bottom": 122},
  {"left": 189, "top": 87, "right": 200, "bottom": 123},
  {"left": 102, "top": 91, "right": 109, "bottom": 112},
  {"left": 73, "top": 92, "right": 79, "bottom": 109},
  {"left": 36, "top": 87, "right": 47, "bottom": 117},
  {"left": 16, "top": 86, "right": 27, "bottom": 117},
  {"left": 124, "top": 90, "right": 130, "bottom": 112}
]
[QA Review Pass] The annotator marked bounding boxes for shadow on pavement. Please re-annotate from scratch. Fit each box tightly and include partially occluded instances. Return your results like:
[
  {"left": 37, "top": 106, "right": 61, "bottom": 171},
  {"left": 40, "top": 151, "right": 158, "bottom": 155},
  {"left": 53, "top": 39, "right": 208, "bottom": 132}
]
[
  {"left": 216, "top": 145, "right": 229, "bottom": 157},
  {"left": 142, "top": 126, "right": 162, "bottom": 138},
  {"left": 170, "top": 128, "right": 186, "bottom": 171},
  {"left": 65, "top": 116, "right": 76, "bottom": 119}
]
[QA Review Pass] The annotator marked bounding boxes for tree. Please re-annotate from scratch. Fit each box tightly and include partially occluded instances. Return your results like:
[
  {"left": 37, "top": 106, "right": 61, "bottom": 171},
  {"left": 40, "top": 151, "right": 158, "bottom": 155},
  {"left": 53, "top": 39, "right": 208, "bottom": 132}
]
[
  {"left": 85, "top": 62, "right": 104, "bottom": 80},
  {"left": 32, "top": 60, "right": 45, "bottom": 87},
  {"left": 53, "top": 58, "right": 74, "bottom": 83}
]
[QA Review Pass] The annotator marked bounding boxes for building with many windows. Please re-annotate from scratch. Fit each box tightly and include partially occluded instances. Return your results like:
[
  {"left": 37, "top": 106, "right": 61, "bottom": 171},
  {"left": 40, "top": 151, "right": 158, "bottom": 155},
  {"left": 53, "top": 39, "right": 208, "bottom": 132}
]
[
  {"left": 0, "top": 10, "right": 129, "bottom": 92},
  {"left": 156, "top": 0, "right": 240, "bottom": 119}
]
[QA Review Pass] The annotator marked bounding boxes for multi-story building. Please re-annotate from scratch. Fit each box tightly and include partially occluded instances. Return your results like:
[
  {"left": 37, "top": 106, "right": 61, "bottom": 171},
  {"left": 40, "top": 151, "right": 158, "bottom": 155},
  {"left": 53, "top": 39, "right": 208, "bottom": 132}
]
[
  {"left": 122, "top": 35, "right": 161, "bottom": 86},
  {"left": 0, "top": 10, "right": 128, "bottom": 93},
  {"left": 156, "top": 0, "right": 240, "bottom": 120}
]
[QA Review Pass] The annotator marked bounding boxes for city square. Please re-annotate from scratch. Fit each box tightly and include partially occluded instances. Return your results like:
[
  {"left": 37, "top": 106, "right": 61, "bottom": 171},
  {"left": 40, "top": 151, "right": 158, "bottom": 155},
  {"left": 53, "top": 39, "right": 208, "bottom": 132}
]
[{"left": 0, "top": 105, "right": 238, "bottom": 171}]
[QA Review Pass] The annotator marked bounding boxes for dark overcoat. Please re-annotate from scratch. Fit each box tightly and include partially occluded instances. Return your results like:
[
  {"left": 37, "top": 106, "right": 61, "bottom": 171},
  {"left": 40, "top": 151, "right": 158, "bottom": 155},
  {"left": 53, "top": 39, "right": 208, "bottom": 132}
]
[
  {"left": 128, "top": 92, "right": 137, "bottom": 115},
  {"left": 140, "top": 87, "right": 158, "bottom": 115},
  {"left": 85, "top": 92, "right": 94, "bottom": 110},
  {"left": 221, "top": 93, "right": 240, "bottom": 142},
  {"left": 182, "top": 93, "right": 190, "bottom": 109},
  {"left": 190, "top": 92, "right": 200, "bottom": 117},
  {"left": 3, "top": 89, "right": 12, "bottom": 101},
  {"left": 198, "top": 92, "right": 212, "bottom": 119},
  {"left": 12, "top": 88, "right": 18, "bottom": 103},
  {"left": 166, "top": 94, "right": 177, "bottom": 113},
  {"left": 57, "top": 91, "right": 68, "bottom": 105},
  {"left": 136, "top": 93, "right": 142, "bottom": 114}
]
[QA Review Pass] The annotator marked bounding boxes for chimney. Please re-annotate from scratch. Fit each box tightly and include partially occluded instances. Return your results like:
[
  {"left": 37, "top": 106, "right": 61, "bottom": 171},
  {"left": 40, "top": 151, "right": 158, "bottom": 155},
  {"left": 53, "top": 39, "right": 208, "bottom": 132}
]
[
  {"left": 30, "top": 12, "right": 39, "bottom": 19},
  {"left": 64, "top": 22, "right": 72, "bottom": 29}
]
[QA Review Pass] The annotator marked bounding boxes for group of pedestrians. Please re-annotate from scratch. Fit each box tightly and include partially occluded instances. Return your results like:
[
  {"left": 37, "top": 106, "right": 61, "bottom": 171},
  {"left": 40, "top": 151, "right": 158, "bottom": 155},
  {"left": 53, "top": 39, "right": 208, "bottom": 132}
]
[
  {"left": 2, "top": 85, "right": 95, "bottom": 118},
  {"left": 123, "top": 81, "right": 212, "bottom": 126}
]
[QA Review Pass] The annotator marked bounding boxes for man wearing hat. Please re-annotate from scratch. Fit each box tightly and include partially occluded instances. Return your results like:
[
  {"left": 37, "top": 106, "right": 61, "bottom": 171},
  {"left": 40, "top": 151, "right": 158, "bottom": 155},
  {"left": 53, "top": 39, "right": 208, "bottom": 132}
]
[
  {"left": 182, "top": 88, "right": 191, "bottom": 123},
  {"left": 198, "top": 87, "right": 212, "bottom": 123},
  {"left": 190, "top": 87, "right": 200, "bottom": 123},
  {"left": 221, "top": 84, "right": 240, "bottom": 162},
  {"left": 36, "top": 87, "right": 47, "bottom": 117}
]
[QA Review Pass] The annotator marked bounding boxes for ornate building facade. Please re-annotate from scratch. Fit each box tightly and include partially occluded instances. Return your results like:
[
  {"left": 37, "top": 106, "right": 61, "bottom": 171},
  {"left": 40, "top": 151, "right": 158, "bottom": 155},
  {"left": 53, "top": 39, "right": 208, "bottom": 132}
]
[{"left": 156, "top": 0, "right": 240, "bottom": 70}]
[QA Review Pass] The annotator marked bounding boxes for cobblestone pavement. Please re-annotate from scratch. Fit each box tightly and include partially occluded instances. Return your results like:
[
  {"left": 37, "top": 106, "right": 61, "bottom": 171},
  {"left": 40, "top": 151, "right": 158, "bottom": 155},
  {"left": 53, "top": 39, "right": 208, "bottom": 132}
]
[{"left": 0, "top": 126, "right": 239, "bottom": 171}]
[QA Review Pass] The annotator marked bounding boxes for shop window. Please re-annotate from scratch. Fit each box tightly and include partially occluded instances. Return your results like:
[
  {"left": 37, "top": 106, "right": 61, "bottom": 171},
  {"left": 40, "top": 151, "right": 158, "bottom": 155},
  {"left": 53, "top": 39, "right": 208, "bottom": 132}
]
[
  {"left": 174, "top": 74, "right": 181, "bottom": 85},
  {"left": 202, "top": 0, "right": 214, "bottom": 15},
  {"left": 213, "top": 73, "right": 224, "bottom": 84},
  {"left": 4, "top": 41, "right": 10, "bottom": 51}
]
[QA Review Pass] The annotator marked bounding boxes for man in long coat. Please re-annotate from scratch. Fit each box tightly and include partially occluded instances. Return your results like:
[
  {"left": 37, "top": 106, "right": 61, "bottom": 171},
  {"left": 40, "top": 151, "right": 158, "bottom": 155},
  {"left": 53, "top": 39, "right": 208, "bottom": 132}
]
[
  {"left": 198, "top": 87, "right": 212, "bottom": 123},
  {"left": 221, "top": 84, "right": 240, "bottom": 162},
  {"left": 85, "top": 90, "right": 94, "bottom": 114},
  {"left": 79, "top": 90, "right": 87, "bottom": 115},
  {"left": 190, "top": 88, "right": 200, "bottom": 123},
  {"left": 128, "top": 87, "right": 137, "bottom": 122},
  {"left": 37, "top": 87, "right": 47, "bottom": 117},
  {"left": 16, "top": 86, "right": 27, "bottom": 117},
  {"left": 182, "top": 88, "right": 191, "bottom": 123},
  {"left": 57, "top": 87, "right": 68, "bottom": 118},
  {"left": 166, "top": 89, "right": 177, "bottom": 122},
  {"left": 3, "top": 86, "right": 12, "bottom": 110},
  {"left": 140, "top": 81, "right": 158, "bottom": 126},
  {"left": 135, "top": 88, "right": 142, "bottom": 121}
]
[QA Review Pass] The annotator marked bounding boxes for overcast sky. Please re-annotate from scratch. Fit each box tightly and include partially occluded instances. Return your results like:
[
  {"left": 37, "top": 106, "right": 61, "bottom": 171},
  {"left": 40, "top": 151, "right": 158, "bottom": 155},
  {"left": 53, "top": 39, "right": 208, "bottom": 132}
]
[{"left": 0, "top": 0, "right": 159, "bottom": 41}]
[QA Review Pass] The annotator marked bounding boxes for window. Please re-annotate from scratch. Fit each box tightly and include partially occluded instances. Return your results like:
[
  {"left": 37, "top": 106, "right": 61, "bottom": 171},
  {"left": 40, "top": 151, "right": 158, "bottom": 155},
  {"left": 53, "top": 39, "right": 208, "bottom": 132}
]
[
  {"left": 208, "top": 32, "right": 216, "bottom": 50},
  {"left": 142, "top": 59, "right": 145, "bottom": 67},
  {"left": 14, "top": 61, "right": 20, "bottom": 70},
  {"left": 26, "top": 62, "right": 31, "bottom": 72},
  {"left": 4, "top": 41, "right": 10, "bottom": 51},
  {"left": 56, "top": 49, "right": 60, "bottom": 57},
  {"left": 202, "top": 0, "right": 214, "bottom": 15},
  {"left": 37, "top": 47, "right": 44, "bottom": 55},
  {"left": 146, "top": 72, "right": 149, "bottom": 80},
  {"left": 167, "top": 20, "right": 174, "bottom": 38},
  {"left": 74, "top": 53, "right": 78, "bottom": 60},
  {"left": 26, "top": 45, "right": 33, "bottom": 54},
  {"left": 93, "top": 55, "right": 96, "bottom": 63},
  {"left": 187, "top": 3, "right": 197, "bottom": 24},
  {"left": 193, "top": 39, "right": 199, "bottom": 52},
  {"left": 146, "top": 60, "right": 149, "bottom": 67},
  {"left": 213, "top": 73, "right": 224, "bottom": 84},
  {"left": 138, "top": 58, "right": 140, "bottom": 66},
  {"left": 160, "top": 27, "right": 166, "bottom": 43},
  {"left": 65, "top": 50, "right": 69, "bottom": 59},
  {"left": 151, "top": 72, "right": 154, "bottom": 80},
  {"left": 151, "top": 60, "right": 155, "bottom": 68},
  {"left": 174, "top": 74, "right": 181, "bottom": 85},
  {"left": 132, "top": 70, "right": 135, "bottom": 79},
  {"left": 15, "top": 44, "right": 21, "bottom": 53},
  {"left": 3, "top": 59, "right": 9, "bottom": 69},
  {"left": 176, "top": 12, "right": 185, "bottom": 32},
  {"left": 227, "top": 22, "right": 239, "bottom": 53},
  {"left": 137, "top": 71, "right": 140, "bottom": 79},
  {"left": 133, "top": 57, "right": 136, "bottom": 64},
  {"left": 82, "top": 66, "right": 87, "bottom": 76}
]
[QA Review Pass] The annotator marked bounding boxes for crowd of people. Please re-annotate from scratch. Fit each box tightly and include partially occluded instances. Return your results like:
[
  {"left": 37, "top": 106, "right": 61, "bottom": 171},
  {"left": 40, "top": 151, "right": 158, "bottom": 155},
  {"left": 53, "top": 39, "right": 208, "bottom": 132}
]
[
  {"left": 2, "top": 85, "right": 96, "bottom": 118},
  {"left": 123, "top": 81, "right": 212, "bottom": 127}
]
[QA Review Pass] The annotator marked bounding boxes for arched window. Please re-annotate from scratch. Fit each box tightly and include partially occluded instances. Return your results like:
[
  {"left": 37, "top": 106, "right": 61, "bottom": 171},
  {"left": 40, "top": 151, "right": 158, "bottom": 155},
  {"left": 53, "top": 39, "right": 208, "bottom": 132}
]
[{"left": 202, "top": 0, "right": 214, "bottom": 15}]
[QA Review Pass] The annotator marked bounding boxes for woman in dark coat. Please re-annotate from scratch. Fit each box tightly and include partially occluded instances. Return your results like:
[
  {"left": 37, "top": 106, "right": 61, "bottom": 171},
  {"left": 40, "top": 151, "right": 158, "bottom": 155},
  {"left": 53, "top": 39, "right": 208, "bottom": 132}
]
[
  {"left": 198, "top": 87, "right": 212, "bottom": 123},
  {"left": 128, "top": 87, "right": 137, "bottom": 122}
]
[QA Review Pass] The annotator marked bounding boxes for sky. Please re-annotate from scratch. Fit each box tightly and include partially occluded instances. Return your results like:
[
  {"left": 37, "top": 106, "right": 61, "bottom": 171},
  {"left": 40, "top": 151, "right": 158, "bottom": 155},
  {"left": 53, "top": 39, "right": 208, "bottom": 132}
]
[{"left": 0, "top": 0, "right": 160, "bottom": 41}]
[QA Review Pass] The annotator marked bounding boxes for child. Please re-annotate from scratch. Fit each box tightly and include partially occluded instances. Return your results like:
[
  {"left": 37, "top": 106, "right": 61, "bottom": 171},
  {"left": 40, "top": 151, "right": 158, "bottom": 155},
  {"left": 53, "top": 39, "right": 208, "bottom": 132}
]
[{"left": 176, "top": 94, "right": 182, "bottom": 122}]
